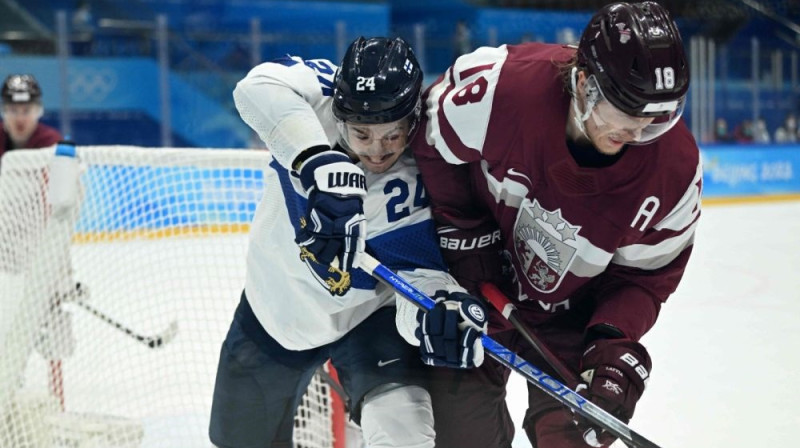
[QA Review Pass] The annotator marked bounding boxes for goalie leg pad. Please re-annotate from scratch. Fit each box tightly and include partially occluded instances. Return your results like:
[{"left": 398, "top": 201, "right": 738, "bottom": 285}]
[
  {"left": 360, "top": 383, "right": 435, "bottom": 448},
  {"left": 34, "top": 307, "right": 75, "bottom": 359}
]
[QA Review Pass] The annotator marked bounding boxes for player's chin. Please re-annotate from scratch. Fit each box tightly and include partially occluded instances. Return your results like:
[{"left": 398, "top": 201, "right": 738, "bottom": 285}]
[
  {"left": 363, "top": 162, "right": 392, "bottom": 174},
  {"left": 362, "top": 154, "right": 401, "bottom": 173},
  {"left": 597, "top": 136, "right": 626, "bottom": 155},
  {"left": 11, "top": 130, "right": 34, "bottom": 142}
]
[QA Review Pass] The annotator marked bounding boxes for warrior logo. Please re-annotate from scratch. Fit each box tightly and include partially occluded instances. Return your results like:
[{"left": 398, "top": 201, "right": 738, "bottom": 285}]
[{"left": 513, "top": 199, "right": 581, "bottom": 293}]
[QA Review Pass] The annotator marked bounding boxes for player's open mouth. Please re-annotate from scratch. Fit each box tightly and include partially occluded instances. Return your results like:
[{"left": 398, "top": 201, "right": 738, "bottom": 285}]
[
  {"left": 367, "top": 160, "right": 391, "bottom": 170},
  {"left": 608, "top": 136, "right": 625, "bottom": 146}
]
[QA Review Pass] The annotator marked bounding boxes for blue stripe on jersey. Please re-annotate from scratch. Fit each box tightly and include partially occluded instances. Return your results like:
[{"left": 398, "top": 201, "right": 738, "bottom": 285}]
[
  {"left": 272, "top": 56, "right": 298, "bottom": 67},
  {"left": 270, "top": 158, "right": 305, "bottom": 232},
  {"left": 269, "top": 158, "right": 377, "bottom": 290},
  {"left": 367, "top": 220, "right": 448, "bottom": 273},
  {"left": 271, "top": 57, "right": 335, "bottom": 96}
]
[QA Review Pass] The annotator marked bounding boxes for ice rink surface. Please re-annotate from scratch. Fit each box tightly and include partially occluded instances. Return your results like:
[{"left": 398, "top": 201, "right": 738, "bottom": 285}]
[
  {"left": 6, "top": 199, "right": 798, "bottom": 448},
  {"left": 508, "top": 200, "right": 800, "bottom": 447}
]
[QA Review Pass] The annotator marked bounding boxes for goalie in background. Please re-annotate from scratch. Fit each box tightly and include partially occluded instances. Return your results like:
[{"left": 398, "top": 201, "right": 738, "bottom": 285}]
[
  {"left": 0, "top": 74, "right": 65, "bottom": 271},
  {"left": 0, "top": 74, "right": 80, "bottom": 409},
  {"left": 209, "top": 36, "right": 488, "bottom": 448},
  {"left": 412, "top": 2, "right": 701, "bottom": 447}
]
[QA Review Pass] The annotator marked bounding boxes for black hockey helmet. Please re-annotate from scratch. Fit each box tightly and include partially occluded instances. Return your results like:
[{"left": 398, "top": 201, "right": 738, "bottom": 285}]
[
  {"left": 2, "top": 74, "right": 43, "bottom": 105},
  {"left": 577, "top": 2, "right": 689, "bottom": 118},
  {"left": 332, "top": 36, "right": 423, "bottom": 126}
]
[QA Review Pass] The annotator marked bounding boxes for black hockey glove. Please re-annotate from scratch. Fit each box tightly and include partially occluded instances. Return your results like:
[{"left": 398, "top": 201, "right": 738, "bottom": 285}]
[
  {"left": 295, "top": 149, "right": 366, "bottom": 271},
  {"left": 416, "top": 290, "right": 487, "bottom": 368}
]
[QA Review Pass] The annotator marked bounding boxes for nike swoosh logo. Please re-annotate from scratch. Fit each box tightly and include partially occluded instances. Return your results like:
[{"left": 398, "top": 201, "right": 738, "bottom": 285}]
[
  {"left": 507, "top": 168, "right": 532, "bottom": 184},
  {"left": 377, "top": 358, "right": 401, "bottom": 367}
]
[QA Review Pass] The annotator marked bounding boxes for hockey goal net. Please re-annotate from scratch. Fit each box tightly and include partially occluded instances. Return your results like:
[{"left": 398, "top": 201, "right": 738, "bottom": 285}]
[{"left": 0, "top": 146, "right": 352, "bottom": 448}]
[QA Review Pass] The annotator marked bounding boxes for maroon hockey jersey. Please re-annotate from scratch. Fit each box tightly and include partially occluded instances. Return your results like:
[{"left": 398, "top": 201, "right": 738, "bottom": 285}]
[
  {"left": 413, "top": 43, "right": 702, "bottom": 341},
  {"left": 0, "top": 122, "right": 63, "bottom": 161}
]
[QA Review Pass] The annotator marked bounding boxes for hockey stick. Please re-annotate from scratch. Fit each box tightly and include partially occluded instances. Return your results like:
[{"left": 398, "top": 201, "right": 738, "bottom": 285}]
[
  {"left": 479, "top": 283, "right": 579, "bottom": 387},
  {"left": 72, "top": 300, "right": 178, "bottom": 349},
  {"left": 358, "top": 254, "right": 662, "bottom": 448}
]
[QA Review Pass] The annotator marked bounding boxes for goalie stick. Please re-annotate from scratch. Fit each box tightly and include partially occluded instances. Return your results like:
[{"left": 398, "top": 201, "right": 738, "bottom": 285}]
[
  {"left": 358, "top": 254, "right": 662, "bottom": 448},
  {"left": 72, "top": 300, "right": 178, "bottom": 349}
]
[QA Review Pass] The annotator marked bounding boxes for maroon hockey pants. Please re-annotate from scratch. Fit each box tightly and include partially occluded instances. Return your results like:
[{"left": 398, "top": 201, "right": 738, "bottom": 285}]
[{"left": 427, "top": 318, "right": 590, "bottom": 448}]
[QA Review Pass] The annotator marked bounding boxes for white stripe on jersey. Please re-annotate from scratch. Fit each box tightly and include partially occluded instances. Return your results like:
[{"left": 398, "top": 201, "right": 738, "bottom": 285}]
[
  {"left": 480, "top": 157, "right": 701, "bottom": 276},
  {"left": 481, "top": 159, "right": 531, "bottom": 210},
  {"left": 613, "top": 221, "right": 698, "bottom": 269},
  {"left": 654, "top": 159, "right": 703, "bottom": 231},
  {"left": 612, "top": 159, "right": 702, "bottom": 270}
]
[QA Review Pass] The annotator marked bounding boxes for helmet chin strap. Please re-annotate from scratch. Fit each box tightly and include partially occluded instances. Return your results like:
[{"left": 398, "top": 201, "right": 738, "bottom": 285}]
[{"left": 569, "top": 67, "right": 594, "bottom": 141}]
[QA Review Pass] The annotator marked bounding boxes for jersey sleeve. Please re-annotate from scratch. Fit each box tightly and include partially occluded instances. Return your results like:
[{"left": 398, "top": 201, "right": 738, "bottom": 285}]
[
  {"left": 414, "top": 46, "right": 509, "bottom": 219},
  {"left": 588, "top": 157, "right": 703, "bottom": 341},
  {"left": 233, "top": 56, "right": 338, "bottom": 168}
]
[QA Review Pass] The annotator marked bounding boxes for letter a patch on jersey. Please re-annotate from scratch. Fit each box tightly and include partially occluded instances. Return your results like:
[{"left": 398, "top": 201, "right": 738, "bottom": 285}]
[{"left": 513, "top": 199, "right": 581, "bottom": 293}]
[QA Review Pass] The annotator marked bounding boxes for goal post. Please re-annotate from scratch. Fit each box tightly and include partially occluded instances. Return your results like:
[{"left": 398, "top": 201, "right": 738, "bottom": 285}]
[{"left": 0, "top": 145, "right": 351, "bottom": 448}]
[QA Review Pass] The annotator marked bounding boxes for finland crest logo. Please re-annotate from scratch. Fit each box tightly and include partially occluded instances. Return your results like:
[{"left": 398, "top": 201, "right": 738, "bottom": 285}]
[
  {"left": 299, "top": 246, "right": 352, "bottom": 296},
  {"left": 298, "top": 217, "right": 352, "bottom": 297},
  {"left": 513, "top": 198, "right": 581, "bottom": 293}
]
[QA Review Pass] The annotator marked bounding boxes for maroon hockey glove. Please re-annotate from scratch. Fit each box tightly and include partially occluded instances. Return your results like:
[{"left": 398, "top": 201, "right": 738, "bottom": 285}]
[
  {"left": 435, "top": 210, "right": 508, "bottom": 294},
  {"left": 574, "top": 338, "right": 651, "bottom": 447}
]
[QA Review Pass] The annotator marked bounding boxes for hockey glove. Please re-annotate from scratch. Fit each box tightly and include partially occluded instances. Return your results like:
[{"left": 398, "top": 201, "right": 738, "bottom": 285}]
[
  {"left": 573, "top": 338, "right": 651, "bottom": 447},
  {"left": 296, "top": 149, "right": 367, "bottom": 271},
  {"left": 435, "top": 210, "right": 509, "bottom": 294},
  {"left": 416, "top": 290, "right": 487, "bottom": 368}
]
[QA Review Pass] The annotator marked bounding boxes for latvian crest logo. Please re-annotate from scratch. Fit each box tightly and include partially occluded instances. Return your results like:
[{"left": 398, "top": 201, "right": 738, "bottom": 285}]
[{"left": 513, "top": 198, "right": 581, "bottom": 293}]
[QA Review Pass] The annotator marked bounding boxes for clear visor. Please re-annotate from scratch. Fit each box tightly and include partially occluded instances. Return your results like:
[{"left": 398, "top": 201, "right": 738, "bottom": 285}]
[
  {"left": 582, "top": 75, "right": 685, "bottom": 145},
  {"left": 335, "top": 108, "right": 419, "bottom": 158}
]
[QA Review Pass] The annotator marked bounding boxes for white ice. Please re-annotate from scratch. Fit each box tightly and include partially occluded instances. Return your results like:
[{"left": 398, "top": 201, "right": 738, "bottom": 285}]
[
  {"left": 508, "top": 200, "right": 800, "bottom": 447},
  {"left": 6, "top": 201, "right": 799, "bottom": 448}
]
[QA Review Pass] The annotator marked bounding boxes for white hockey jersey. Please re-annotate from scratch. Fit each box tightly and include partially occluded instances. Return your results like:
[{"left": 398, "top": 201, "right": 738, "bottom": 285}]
[{"left": 234, "top": 56, "right": 461, "bottom": 350}]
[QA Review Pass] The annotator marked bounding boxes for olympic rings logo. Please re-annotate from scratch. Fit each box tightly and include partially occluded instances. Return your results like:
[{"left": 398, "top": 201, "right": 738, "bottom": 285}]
[{"left": 69, "top": 68, "right": 118, "bottom": 102}]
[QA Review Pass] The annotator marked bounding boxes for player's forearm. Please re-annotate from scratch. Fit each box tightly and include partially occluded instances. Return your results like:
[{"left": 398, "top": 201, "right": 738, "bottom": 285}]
[
  {"left": 233, "top": 76, "right": 329, "bottom": 169},
  {"left": 586, "top": 285, "right": 661, "bottom": 341}
]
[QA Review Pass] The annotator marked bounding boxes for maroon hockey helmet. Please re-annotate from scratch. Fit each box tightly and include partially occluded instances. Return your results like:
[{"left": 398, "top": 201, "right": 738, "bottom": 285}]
[
  {"left": 577, "top": 2, "right": 689, "bottom": 119},
  {"left": 2, "top": 74, "right": 43, "bottom": 105}
]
